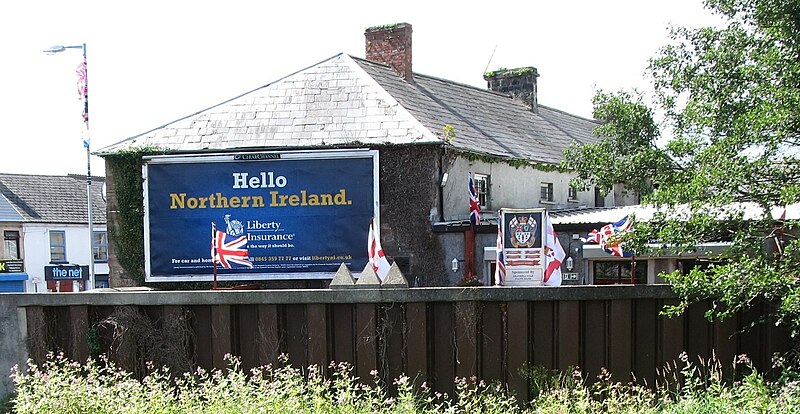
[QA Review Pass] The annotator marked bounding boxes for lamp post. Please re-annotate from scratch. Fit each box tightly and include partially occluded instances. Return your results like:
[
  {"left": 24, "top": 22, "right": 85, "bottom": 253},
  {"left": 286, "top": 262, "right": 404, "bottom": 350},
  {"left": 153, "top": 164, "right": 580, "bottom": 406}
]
[{"left": 43, "top": 43, "right": 95, "bottom": 291}]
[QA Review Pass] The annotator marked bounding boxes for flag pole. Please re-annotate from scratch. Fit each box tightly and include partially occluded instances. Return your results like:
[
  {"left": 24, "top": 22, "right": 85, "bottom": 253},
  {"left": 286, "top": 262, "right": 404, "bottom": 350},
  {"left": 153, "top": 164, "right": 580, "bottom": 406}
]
[
  {"left": 212, "top": 222, "right": 218, "bottom": 290},
  {"left": 630, "top": 255, "right": 635, "bottom": 284}
]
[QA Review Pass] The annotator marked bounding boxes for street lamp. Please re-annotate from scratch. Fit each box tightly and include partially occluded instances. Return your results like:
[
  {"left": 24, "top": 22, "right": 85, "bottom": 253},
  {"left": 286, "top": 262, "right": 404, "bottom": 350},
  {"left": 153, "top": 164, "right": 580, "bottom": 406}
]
[{"left": 43, "top": 43, "right": 95, "bottom": 291}]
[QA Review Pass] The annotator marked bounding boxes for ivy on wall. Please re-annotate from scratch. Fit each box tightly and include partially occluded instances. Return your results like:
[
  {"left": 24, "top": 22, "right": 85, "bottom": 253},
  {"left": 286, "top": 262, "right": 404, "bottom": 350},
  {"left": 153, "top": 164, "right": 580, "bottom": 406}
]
[
  {"left": 453, "top": 149, "right": 566, "bottom": 173},
  {"left": 104, "top": 146, "right": 163, "bottom": 285},
  {"left": 379, "top": 144, "right": 447, "bottom": 286}
]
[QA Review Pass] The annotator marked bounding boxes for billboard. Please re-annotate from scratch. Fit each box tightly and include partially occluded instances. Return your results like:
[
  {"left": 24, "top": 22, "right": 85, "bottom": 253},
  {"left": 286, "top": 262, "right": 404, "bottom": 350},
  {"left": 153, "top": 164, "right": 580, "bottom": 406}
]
[
  {"left": 143, "top": 149, "right": 379, "bottom": 282},
  {"left": 498, "top": 208, "right": 546, "bottom": 286}
]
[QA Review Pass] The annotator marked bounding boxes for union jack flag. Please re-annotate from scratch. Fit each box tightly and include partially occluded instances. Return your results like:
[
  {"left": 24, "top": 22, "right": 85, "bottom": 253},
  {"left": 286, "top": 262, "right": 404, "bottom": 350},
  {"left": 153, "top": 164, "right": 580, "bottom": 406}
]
[
  {"left": 468, "top": 172, "right": 481, "bottom": 225},
  {"left": 494, "top": 222, "right": 506, "bottom": 285},
  {"left": 212, "top": 223, "right": 253, "bottom": 269},
  {"left": 581, "top": 216, "right": 634, "bottom": 257}
]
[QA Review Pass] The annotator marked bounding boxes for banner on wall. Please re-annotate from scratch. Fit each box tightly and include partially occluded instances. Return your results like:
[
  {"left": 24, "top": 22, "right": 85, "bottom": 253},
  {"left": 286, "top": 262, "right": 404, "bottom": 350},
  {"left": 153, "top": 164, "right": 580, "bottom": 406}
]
[
  {"left": 143, "top": 149, "right": 379, "bottom": 282},
  {"left": 496, "top": 208, "right": 546, "bottom": 286}
]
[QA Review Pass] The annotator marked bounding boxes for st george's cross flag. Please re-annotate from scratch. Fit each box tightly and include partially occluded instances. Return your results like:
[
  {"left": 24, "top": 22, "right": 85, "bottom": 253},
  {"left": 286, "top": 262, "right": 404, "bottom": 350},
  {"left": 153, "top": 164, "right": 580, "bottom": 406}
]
[
  {"left": 543, "top": 213, "right": 565, "bottom": 286},
  {"left": 368, "top": 219, "right": 391, "bottom": 280}
]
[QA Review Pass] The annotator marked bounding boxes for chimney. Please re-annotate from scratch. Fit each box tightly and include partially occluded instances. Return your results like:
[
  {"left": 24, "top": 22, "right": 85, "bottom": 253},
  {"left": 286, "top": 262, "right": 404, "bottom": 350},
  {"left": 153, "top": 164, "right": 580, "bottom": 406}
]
[
  {"left": 365, "top": 23, "right": 413, "bottom": 83},
  {"left": 483, "top": 67, "right": 539, "bottom": 113}
]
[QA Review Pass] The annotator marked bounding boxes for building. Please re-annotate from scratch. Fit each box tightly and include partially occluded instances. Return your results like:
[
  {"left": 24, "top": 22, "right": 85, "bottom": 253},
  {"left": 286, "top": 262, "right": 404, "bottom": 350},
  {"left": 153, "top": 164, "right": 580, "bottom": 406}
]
[
  {"left": 98, "top": 23, "right": 637, "bottom": 287},
  {"left": 0, "top": 173, "right": 108, "bottom": 291}
]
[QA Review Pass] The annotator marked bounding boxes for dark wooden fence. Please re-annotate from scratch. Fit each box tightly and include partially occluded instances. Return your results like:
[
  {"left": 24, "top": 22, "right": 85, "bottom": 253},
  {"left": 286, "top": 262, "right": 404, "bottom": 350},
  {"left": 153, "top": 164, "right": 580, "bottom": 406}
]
[{"left": 19, "top": 285, "right": 790, "bottom": 402}]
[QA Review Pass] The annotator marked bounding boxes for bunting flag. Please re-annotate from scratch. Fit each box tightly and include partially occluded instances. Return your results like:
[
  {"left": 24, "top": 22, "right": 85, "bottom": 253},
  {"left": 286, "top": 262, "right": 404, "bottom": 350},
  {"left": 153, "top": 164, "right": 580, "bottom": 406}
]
[
  {"left": 76, "top": 59, "right": 89, "bottom": 148},
  {"left": 211, "top": 222, "right": 253, "bottom": 268},
  {"left": 582, "top": 216, "right": 634, "bottom": 257},
  {"left": 368, "top": 219, "right": 391, "bottom": 280},
  {"left": 494, "top": 221, "right": 505, "bottom": 286},
  {"left": 468, "top": 172, "right": 481, "bottom": 225},
  {"left": 543, "top": 213, "right": 565, "bottom": 286}
]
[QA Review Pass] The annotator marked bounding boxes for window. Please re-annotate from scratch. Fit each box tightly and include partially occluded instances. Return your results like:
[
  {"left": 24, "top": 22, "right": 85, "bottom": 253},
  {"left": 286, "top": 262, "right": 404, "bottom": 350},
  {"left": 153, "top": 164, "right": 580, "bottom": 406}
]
[
  {"left": 540, "top": 182, "right": 554, "bottom": 202},
  {"left": 594, "top": 187, "right": 605, "bottom": 207},
  {"left": 677, "top": 259, "right": 713, "bottom": 275},
  {"left": 593, "top": 260, "right": 646, "bottom": 285},
  {"left": 3, "top": 231, "right": 20, "bottom": 259},
  {"left": 93, "top": 231, "right": 108, "bottom": 262},
  {"left": 568, "top": 186, "right": 578, "bottom": 201},
  {"left": 473, "top": 173, "right": 490, "bottom": 210},
  {"left": 49, "top": 231, "right": 66, "bottom": 263}
]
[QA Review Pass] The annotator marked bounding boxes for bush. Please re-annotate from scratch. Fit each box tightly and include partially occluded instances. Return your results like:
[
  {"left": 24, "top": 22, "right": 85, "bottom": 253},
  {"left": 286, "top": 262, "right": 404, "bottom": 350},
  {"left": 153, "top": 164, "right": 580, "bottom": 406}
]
[{"left": 7, "top": 352, "right": 800, "bottom": 413}]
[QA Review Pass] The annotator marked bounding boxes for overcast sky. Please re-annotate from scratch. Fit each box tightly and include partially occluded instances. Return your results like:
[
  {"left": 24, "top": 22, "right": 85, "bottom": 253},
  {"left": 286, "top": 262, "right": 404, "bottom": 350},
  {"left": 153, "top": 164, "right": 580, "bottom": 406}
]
[{"left": 0, "top": 0, "right": 722, "bottom": 176}]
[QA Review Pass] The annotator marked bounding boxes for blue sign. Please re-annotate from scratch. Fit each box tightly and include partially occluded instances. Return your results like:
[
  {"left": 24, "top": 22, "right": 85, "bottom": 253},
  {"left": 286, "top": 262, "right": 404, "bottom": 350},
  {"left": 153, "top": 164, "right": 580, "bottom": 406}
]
[
  {"left": 143, "top": 150, "right": 379, "bottom": 282},
  {"left": 44, "top": 265, "right": 89, "bottom": 281}
]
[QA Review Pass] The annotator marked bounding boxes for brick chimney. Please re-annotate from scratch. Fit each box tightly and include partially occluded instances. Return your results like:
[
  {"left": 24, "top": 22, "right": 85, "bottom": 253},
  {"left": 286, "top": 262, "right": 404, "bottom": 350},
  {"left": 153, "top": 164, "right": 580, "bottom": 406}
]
[
  {"left": 483, "top": 67, "right": 539, "bottom": 113},
  {"left": 365, "top": 23, "right": 413, "bottom": 82}
]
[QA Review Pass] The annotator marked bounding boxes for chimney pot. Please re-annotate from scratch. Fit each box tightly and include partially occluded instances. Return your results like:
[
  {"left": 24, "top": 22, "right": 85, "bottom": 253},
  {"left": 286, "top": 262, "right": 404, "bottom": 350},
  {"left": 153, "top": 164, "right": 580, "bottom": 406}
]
[{"left": 365, "top": 23, "right": 413, "bottom": 83}]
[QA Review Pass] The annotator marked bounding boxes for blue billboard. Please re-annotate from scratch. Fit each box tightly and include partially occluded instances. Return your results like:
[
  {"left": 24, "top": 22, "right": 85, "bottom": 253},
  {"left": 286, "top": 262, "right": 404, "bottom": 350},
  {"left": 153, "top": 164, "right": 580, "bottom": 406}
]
[{"left": 143, "top": 149, "right": 379, "bottom": 282}]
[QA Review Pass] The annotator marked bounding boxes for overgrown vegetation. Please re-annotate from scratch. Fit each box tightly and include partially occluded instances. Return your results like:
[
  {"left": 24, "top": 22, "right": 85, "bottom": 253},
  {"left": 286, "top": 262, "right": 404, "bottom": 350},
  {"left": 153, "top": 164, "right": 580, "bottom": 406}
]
[
  {"left": 561, "top": 0, "right": 800, "bottom": 343},
  {"left": 105, "top": 146, "right": 164, "bottom": 285},
  {"left": 7, "top": 352, "right": 800, "bottom": 413}
]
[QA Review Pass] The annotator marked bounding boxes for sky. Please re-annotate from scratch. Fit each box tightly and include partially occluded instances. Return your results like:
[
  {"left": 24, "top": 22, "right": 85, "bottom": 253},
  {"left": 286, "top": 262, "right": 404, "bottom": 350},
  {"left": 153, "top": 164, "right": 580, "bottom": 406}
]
[{"left": 0, "top": 0, "right": 722, "bottom": 176}]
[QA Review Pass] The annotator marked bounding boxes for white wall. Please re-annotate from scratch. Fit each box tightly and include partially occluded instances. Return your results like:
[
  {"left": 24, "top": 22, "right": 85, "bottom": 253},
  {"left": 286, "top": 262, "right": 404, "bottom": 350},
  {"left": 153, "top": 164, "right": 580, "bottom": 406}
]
[
  {"left": 442, "top": 156, "right": 614, "bottom": 222},
  {"left": 22, "top": 223, "right": 109, "bottom": 292}
]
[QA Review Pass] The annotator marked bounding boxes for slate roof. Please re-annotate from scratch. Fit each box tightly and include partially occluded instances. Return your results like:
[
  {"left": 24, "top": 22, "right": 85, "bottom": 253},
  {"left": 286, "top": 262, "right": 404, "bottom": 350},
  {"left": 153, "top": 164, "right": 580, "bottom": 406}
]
[
  {"left": 98, "top": 54, "right": 600, "bottom": 164},
  {"left": 0, "top": 174, "right": 106, "bottom": 224},
  {"left": 353, "top": 57, "right": 599, "bottom": 162}
]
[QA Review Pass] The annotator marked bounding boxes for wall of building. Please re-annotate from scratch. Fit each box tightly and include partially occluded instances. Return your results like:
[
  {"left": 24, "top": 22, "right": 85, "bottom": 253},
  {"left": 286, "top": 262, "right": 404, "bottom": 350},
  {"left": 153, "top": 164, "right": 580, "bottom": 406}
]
[
  {"left": 377, "top": 145, "right": 447, "bottom": 286},
  {"left": 442, "top": 156, "right": 613, "bottom": 222},
  {"left": 22, "top": 223, "right": 109, "bottom": 292}
]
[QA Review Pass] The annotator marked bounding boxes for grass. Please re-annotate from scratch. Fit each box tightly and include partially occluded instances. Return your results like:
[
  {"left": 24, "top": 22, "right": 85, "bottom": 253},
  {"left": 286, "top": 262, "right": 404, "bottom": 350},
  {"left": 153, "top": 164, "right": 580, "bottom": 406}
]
[{"left": 6, "top": 352, "right": 800, "bottom": 413}]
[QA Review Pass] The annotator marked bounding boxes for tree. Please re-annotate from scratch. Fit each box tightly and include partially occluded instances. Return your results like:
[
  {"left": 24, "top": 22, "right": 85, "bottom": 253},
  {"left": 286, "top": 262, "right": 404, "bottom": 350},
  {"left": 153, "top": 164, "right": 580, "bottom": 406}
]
[{"left": 563, "top": 0, "right": 800, "bottom": 340}]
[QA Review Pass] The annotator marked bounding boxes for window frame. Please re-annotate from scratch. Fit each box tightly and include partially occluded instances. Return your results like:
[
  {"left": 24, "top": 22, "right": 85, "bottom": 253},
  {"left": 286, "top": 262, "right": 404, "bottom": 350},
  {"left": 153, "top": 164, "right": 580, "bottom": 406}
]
[
  {"left": 49, "top": 230, "right": 67, "bottom": 263},
  {"left": 473, "top": 173, "right": 490, "bottom": 210},
  {"left": 3, "top": 230, "right": 20, "bottom": 260},
  {"left": 540, "top": 182, "right": 554, "bottom": 203},
  {"left": 592, "top": 260, "right": 647, "bottom": 285},
  {"left": 568, "top": 186, "right": 579, "bottom": 202},
  {"left": 93, "top": 230, "right": 109, "bottom": 263}
]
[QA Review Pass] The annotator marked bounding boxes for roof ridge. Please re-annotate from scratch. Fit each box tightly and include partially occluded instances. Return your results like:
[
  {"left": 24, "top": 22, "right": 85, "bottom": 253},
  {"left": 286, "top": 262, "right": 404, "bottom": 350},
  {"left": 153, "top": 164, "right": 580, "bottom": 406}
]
[
  {"left": 349, "top": 55, "right": 597, "bottom": 123},
  {"left": 538, "top": 104, "right": 600, "bottom": 124}
]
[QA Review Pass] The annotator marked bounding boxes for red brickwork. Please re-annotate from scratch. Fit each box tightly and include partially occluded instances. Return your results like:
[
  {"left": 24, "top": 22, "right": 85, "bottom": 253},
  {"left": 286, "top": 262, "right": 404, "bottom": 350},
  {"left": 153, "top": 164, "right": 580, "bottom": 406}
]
[{"left": 365, "top": 23, "right": 413, "bottom": 82}]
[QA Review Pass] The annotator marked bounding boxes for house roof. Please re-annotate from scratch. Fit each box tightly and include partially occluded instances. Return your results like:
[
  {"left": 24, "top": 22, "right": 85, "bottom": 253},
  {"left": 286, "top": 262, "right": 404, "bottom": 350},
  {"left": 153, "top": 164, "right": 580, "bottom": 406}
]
[
  {"left": 0, "top": 174, "right": 106, "bottom": 224},
  {"left": 97, "top": 54, "right": 600, "bottom": 164}
]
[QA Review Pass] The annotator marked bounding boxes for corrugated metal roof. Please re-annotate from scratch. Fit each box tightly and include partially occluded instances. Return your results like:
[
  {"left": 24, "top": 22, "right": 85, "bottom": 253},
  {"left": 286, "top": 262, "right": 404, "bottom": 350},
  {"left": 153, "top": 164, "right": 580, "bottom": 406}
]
[
  {"left": 550, "top": 203, "right": 800, "bottom": 226},
  {"left": 0, "top": 173, "right": 106, "bottom": 224}
]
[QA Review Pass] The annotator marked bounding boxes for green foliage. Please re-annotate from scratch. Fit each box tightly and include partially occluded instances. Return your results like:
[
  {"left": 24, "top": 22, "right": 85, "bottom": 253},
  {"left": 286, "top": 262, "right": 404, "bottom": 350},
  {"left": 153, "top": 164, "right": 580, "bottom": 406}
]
[
  {"left": 483, "top": 67, "right": 536, "bottom": 79},
  {"left": 562, "top": 0, "right": 800, "bottom": 339},
  {"left": 442, "top": 124, "right": 456, "bottom": 144},
  {"left": 11, "top": 353, "right": 800, "bottom": 413},
  {"left": 457, "top": 150, "right": 564, "bottom": 173},
  {"left": 562, "top": 89, "right": 671, "bottom": 198},
  {"left": 105, "top": 146, "right": 164, "bottom": 285}
]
